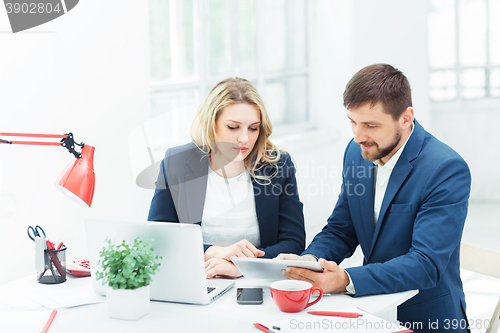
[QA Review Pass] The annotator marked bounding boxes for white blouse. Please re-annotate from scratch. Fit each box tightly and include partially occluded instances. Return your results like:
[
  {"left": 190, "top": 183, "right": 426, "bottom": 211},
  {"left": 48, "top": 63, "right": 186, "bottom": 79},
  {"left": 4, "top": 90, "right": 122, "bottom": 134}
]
[{"left": 201, "top": 167, "right": 261, "bottom": 248}]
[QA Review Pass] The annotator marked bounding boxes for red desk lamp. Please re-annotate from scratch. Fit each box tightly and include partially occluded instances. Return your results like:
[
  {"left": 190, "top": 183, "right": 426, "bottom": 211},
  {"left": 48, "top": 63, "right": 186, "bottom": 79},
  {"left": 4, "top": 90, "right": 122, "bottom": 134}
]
[{"left": 0, "top": 132, "right": 95, "bottom": 207}]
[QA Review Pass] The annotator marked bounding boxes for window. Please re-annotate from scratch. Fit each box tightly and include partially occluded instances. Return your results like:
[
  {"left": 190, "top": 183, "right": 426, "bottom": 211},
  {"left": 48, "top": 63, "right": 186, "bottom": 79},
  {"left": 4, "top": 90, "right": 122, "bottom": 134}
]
[
  {"left": 428, "top": 0, "right": 500, "bottom": 101},
  {"left": 148, "top": 0, "right": 309, "bottom": 154}
]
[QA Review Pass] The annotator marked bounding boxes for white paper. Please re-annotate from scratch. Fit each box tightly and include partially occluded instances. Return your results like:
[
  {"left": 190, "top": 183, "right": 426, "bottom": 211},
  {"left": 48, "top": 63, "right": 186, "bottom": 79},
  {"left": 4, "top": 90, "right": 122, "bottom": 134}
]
[
  {"left": 0, "top": 310, "right": 54, "bottom": 333},
  {"left": 1, "top": 275, "right": 102, "bottom": 310},
  {"left": 0, "top": 287, "right": 41, "bottom": 309},
  {"left": 28, "top": 282, "right": 103, "bottom": 308},
  {"left": 0, "top": 285, "right": 41, "bottom": 309},
  {"left": 17, "top": 287, "right": 63, "bottom": 310}
]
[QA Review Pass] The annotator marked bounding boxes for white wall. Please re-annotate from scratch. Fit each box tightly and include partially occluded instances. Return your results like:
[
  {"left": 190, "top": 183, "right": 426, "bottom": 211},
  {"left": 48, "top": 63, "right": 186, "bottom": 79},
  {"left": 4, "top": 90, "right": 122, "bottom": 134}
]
[
  {"left": 288, "top": 0, "right": 429, "bottom": 246},
  {"left": 0, "top": 1, "right": 153, "bottom": 284},
  {"left": 431, "top": 100, "right": 500, "bottom": 202},
  {"left": 351, "top": 0, "right": 430, "bottom": 128}
]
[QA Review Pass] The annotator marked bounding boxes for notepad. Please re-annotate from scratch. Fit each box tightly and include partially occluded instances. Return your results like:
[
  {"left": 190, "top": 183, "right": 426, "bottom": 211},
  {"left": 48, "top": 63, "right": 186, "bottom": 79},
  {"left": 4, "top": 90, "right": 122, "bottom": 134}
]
[{"left": 261, "top": 307, "right": 413, "bottom": 333}]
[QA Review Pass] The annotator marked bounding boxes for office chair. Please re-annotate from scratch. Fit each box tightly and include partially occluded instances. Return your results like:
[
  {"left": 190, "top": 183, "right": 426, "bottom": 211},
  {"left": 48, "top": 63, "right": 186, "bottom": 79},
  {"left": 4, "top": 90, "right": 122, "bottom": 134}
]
[{"left": 460, "top": 243, "right": 500, "bottom": 333}]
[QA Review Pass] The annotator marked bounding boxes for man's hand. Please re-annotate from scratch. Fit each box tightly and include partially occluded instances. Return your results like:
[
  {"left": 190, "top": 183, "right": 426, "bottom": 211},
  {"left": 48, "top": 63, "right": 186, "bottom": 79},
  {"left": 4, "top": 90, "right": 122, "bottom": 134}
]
[
  {"left": 205, "top": 258, "right": 242, "bottom": 278},
  {"left": 204, "top": 240, "right": 265, "bottom": 261},
  {"left": 275, "top": 253, "right": 318, "bottom": 262},
  {"left": 281, "top": 258, "right": 349, "bottom": 294}
]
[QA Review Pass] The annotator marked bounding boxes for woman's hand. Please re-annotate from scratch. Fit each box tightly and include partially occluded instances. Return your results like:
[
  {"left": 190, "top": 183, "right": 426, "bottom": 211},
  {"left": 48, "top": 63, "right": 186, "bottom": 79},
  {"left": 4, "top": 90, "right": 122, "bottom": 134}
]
[
  {"left": 205, "top": 258, "right": 242, "bottom": 278},
  {"left": 204, "top": 239, "right": 265, "bottom": 261}
]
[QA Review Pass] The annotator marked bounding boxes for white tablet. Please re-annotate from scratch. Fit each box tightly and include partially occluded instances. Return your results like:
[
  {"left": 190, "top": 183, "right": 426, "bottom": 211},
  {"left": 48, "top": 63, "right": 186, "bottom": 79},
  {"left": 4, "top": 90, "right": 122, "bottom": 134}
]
[{"left": 230, "top": 257, "right": 323, "bottom": 280}]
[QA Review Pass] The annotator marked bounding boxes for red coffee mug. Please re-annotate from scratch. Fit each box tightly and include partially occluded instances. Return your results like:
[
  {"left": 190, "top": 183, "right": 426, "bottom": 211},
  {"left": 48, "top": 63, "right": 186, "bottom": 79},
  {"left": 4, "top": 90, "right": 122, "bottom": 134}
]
[{"left": 270, "top": 280, "right": 323, "bottom": 313}]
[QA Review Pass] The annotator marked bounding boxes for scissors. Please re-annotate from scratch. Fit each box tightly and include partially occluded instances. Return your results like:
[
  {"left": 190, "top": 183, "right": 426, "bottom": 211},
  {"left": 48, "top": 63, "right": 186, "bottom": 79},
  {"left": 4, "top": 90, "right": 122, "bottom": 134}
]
[{"left": 27, "top": 225, "right": 46, "bottom": 242}]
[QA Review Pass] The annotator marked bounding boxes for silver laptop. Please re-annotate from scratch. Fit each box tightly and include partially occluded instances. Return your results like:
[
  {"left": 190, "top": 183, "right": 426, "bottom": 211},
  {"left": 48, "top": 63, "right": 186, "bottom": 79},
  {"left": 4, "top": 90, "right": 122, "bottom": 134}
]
[{"left": 85, "top": 219, "right": 235, "bottom": 305}]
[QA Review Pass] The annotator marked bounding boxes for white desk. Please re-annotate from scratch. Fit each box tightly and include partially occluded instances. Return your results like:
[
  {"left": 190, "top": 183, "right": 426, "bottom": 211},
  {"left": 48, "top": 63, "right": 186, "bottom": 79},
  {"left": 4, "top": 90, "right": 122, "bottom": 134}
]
[{"left": 1, "top": 276, "right": 417, "bottom": 332}]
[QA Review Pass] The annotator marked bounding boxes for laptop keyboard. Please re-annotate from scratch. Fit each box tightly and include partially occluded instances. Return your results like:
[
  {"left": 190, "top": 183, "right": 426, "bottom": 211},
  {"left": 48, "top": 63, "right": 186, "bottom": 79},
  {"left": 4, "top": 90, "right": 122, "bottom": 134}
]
[{"left": 207, "top": 287, "right": 216, "bottom": 294}]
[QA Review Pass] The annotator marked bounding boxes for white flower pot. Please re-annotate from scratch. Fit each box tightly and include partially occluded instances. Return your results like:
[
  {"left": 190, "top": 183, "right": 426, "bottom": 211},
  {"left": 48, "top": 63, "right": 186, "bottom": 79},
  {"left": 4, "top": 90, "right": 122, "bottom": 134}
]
[{"left": 106, "top": 285, "right": 150, "bottom": 320}]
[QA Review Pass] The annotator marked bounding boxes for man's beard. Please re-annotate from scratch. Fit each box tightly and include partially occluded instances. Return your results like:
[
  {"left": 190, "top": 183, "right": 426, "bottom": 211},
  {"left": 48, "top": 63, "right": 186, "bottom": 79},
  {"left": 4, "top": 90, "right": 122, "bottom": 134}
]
[{"left": 359, "top": 128, "right": 402, "bottom": 162}]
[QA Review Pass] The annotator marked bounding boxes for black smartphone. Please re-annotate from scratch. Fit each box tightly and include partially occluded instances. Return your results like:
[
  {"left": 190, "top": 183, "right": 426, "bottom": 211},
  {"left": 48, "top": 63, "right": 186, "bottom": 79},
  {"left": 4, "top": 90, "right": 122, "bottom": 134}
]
[{"left": 236, "top": 287, "right": 263, "bottom": 304}]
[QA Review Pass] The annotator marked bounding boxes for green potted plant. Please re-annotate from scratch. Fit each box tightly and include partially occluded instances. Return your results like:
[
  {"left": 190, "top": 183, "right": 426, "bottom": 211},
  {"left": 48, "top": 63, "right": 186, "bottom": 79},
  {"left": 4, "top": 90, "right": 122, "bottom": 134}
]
[{"left": 96, "top": 237, "right": 162, "bottom": 320}]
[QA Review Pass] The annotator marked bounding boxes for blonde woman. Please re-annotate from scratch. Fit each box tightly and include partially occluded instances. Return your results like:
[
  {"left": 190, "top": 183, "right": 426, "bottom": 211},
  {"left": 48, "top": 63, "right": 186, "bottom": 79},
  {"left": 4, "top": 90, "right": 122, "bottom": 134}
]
[{"left": 148, "top": 78, "right": 305, "bottom": 278}]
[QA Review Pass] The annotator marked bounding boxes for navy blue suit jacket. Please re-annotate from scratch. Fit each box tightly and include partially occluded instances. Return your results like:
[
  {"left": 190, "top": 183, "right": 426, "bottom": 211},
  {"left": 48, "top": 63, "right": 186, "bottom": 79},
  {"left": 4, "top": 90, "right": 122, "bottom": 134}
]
[
  {"left": 303, "top": 120, "right": 471, "bottom": 332},
  {"left": 148, "top": 142, "right": 305, "bottom": 259}
]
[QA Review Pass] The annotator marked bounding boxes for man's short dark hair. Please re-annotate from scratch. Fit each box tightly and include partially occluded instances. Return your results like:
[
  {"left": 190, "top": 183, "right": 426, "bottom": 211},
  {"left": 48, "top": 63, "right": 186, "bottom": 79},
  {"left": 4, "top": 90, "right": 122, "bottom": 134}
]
[{"left": 343, "top": 63, "right": 412, "bottom": 120}]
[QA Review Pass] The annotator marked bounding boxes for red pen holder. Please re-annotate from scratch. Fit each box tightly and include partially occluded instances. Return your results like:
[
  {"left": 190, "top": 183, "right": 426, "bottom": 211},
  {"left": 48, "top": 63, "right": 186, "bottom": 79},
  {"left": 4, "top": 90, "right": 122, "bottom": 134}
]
[{"left": 38, "top": 245, "right": 67, "bottom": 284}]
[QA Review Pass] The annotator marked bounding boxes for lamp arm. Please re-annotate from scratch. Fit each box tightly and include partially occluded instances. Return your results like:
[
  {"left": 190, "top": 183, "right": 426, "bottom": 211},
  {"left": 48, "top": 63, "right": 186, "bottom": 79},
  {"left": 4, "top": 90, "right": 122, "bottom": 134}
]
[{"left": 0, "top": 132, "right": 84, "bottom": 158}]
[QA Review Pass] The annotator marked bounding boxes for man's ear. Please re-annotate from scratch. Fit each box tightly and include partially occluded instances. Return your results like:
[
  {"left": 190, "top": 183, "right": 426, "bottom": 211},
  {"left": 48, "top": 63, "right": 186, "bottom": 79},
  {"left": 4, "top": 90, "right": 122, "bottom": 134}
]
[{"left": 400, "top": 107, "right": 414, "bottom": 129}]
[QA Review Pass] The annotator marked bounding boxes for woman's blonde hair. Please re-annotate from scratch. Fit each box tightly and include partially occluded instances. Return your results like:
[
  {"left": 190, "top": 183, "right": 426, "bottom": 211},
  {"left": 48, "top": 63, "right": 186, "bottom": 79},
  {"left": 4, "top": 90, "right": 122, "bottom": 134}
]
[{"left": 190, "top": 77, "right": 281, "bottom": 182}]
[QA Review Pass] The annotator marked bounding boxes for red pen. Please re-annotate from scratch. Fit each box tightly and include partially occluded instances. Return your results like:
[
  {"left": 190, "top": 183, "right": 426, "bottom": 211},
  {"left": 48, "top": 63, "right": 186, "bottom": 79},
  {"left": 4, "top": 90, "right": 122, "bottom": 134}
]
[
  {"left": 41, "top": 310, "right": 57, "bottom": 333},
  {"left": 56, "top": 241, "right": 64, "bottom": 250},
  {"left": 46, "top": 240, "right": 65, "bottom": 277},
  {"left": 307, "top": 311, "right": 363, "bottom": 318},
  {"left": 254, "top": 323, "right": 271, "bottom": 333},
  {"left": 254, "top": 323, "right": 279, "bottom": 333},
  {"left": 46, "top": 240, "right": 55, "bottom": 250}
]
